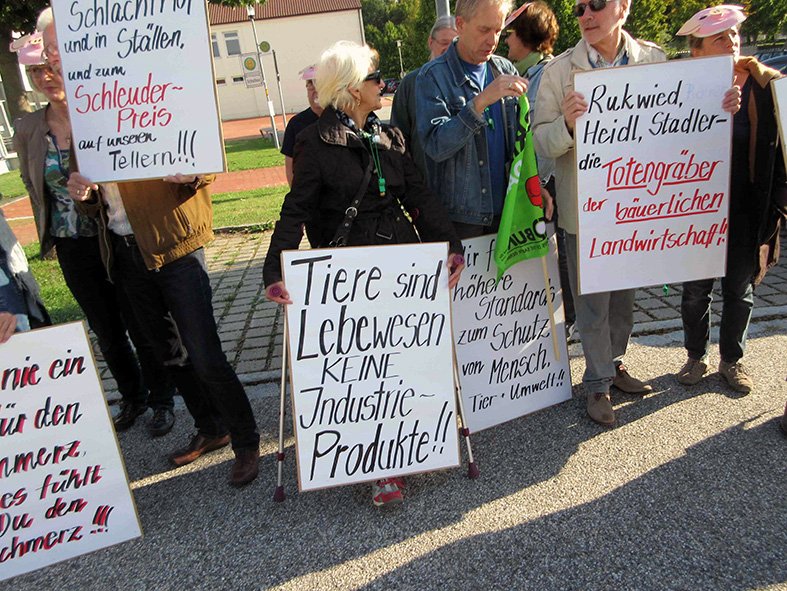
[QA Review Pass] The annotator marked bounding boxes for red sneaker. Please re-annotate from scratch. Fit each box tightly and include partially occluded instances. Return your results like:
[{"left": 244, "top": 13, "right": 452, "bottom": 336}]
[{"left": 372, "top": 478, "right": 404, "bottom": 507}]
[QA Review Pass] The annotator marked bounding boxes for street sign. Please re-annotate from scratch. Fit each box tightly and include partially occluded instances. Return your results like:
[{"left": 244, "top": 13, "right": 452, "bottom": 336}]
[{"left": 241, "top": 52, "right": 263, "bottom": 88}]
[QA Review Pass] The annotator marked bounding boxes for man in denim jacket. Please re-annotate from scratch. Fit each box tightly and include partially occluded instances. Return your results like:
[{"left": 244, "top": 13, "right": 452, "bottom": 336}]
[{"left": 416, "top": 0, "right": 525, "bottom": 238}]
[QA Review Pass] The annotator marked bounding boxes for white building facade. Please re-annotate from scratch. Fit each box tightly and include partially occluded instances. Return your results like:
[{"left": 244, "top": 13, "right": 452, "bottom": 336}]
[{"left": 209, "top": 0, "right": 364, "bottom": 121}]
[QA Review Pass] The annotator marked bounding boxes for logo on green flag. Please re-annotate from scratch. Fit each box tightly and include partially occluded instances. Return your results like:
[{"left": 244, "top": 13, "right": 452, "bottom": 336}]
[{"left": 494, "top": 95, "right": 549, "bottom": 280}]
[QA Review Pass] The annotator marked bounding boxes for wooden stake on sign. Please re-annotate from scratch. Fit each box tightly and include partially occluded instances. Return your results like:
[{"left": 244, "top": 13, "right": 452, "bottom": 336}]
[
  {"left": 541, "top": 257, "right": 561, "bottom": 362},
  {"left": 273, "top": 311, "right": 288, "bottom": 503},
  {"left": 451, "top": 346, "right": 480, "bottom": 479}
]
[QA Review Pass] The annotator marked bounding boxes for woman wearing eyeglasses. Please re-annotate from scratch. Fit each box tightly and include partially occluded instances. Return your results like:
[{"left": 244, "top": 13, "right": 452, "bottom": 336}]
[
  {"left": 263, "top": 41, "right": 465, "bottom": 507},
  {"left": 12, "top": 28, "right": 176, "bottom": 437}
]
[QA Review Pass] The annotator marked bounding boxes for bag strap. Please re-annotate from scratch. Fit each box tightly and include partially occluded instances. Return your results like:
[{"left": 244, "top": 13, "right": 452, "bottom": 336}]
[{"left": 330, "top": 158, "right": 374, "bottom": 247}]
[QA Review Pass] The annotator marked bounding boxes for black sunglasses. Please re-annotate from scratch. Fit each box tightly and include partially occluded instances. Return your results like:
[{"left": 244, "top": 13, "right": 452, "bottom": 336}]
[
  {"left": 573, "top": 0, "right": 615, "bottom": 17},
  {"left": 363, "top": 70, "right": 383, "bottom": 84}
]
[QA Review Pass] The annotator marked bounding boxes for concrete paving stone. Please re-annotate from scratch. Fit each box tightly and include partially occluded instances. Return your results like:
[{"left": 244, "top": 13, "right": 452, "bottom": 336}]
[
  {"left": 633, "top": 311, "right": 652, "bottom": 324},
  {"left": 663, "top": 295, "right": 682, "bottom": 308},
  {"left": 252, "top": 306, "right": 279, "bottom": 319},
  {"left": 754, "top": 285, "right": 778, "bottom": 296},
  {"left": 232, "top": 297, "right": 257, "bottom": 309},
  {"left": 242, "top": 336, "right": 270, "bottom": 349},
  {"left": 245, "top": 324, "right": 275, "bottom": 338},
  {"left": 636, "top": 297, "right": 664, "bottom": 311},
  {"left": 219, "top": 330, "right": 243, "bottom": 343},
  {"left": 760, "top": 293, "right": 787, "bottom": 306},
  {"left": 238, "top": 348, "right": 266, "bottom": 362},
  {"left": 220, "top": 313, "right": 248, "bottom": 325},
  {"left": 647, "top": 307, "right": 680, "bottom": 320},
  {"left": 235, "top": 359, "right": 266, "bottom": 374},
  {"left": 218, "top": 320, "right": 246, "bottom": 332}
]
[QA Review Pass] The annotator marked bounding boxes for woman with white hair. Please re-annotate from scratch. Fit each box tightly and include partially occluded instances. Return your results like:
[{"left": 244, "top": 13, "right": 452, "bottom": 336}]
[{"left": 263, "top": 40, "right": 465, "bottom": 507}]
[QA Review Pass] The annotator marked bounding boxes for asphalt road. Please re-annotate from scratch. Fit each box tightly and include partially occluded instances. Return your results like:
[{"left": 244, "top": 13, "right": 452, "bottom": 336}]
[{"left": 3, "top": 321, "right": 786, "bottom": 591}]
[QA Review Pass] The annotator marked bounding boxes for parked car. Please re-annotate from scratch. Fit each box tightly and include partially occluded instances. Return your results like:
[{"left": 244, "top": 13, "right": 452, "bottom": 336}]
[
  {"left": 383, "top": 78, "right": 400, "bottom": 95},
  {"left": 762, "top": 54, "right": 787, "bottom": 74}
]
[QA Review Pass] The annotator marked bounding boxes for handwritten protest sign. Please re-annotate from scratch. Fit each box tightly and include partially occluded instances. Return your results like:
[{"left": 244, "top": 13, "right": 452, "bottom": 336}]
[
  {"left": 452, "top": 232, "right": 571, "bottom": 433},
  {"left": 0, "top": 323, "right": 140, "bottom": 581},
  {"left": 574, "top": 56, "right": 733, "bottom": 294},
  {"left": 52, "top": 0, "right": 225, "bottom": 182},
  {"left": 773, "top": 77, "right": 787, "bottom": 174},
  {"left": 282, "top": 243, "right": 460, "bottom": 492}
]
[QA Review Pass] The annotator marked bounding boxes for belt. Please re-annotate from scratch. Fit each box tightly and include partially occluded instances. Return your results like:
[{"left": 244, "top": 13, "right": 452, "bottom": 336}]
[{"left": 110, "top": 231, "right": 137, "bottom": 247}]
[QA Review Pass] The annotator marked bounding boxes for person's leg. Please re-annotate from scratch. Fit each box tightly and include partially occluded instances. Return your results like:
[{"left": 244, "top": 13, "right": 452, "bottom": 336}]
[
  {"left": 109, "top": 235, "right": 227, "bottom": 438},
  {"left": 55, "top": 236, "right": 146, "bottom": 405},
  {"left": 152, "top": 249, "right": 259, "bottom": 451},
  {"left": 677, "top": 277, "right": 714, "bottom": 385}
]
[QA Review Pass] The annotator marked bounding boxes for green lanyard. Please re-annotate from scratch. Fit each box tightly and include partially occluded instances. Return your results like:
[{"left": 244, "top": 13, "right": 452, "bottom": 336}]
[{"left": 365, "top": 132, "right": 386, "bottom": 196}]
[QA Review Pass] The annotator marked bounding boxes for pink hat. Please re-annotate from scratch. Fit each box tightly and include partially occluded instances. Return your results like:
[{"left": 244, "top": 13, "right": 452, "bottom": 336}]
[
  {"left": 504, "top": 3, "right": 531, "bottom": 28},
  {"left": 299, "top": 65, "right": 317, "bottom": 81},
  {"left": 677, "top": 5, "right": 747, "bottom": 38},
  {"left": 9, "top": 32, "right": 45, "bottom": 66}
]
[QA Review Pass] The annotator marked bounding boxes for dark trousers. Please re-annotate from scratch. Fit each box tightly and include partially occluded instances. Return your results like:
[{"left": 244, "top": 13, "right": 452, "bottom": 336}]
[
  {"left": 109, "top": 234, "right": 259, "bottom": 450},
  {"left": 681, "top": 244, "right": 756, "bottom": 364},
  {"left": 55, "top": 236, "right": 174, "bottom": 409}
]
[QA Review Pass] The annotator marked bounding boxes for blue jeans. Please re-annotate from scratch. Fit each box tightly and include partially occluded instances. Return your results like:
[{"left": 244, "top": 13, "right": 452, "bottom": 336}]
[
  {"left": 565, "top": 233, "right": 635, "bottom": 393},
  {"left": 681, "top": 244, "right": 756, "bottom": 364},
  {"left": 109, "top": 234, "right": 259, "bottom": 449},
  {"left": 55, "top": 236, "right": 174, "bottom": 409}
]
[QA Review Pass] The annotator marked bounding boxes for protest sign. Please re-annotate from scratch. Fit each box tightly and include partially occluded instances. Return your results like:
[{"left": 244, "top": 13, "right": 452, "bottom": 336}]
[
  {"left": 574, "top": 56, "right": 733, "bottom": 294},
  {"left": 773, "top": 76, "right": 787, "bottom": 174},
  {"left": 51, "top": 0, "right": 225, "bottom": 182},
  {"left": 452, "top": 233, "right": 571, "bottom": 433},
  {"left": 282, "top": 243, "right": 460, "bottom": 492},
  {"left": 0, "top": 323, "right": 141, "bottom": 582}
]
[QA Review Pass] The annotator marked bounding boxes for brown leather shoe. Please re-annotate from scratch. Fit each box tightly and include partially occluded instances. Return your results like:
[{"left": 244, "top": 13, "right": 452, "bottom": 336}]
[
  {"left": 169, "top": 433, "right": 231, "bottom": 467},
  {"left": 230, "top": 447, "right": 260, "bottom": 487},
  {"left": 613, "top": 364, "right": 653, "bottom": 394},
  {"left": 587, "top": 392, "right": 615, "bottom": 427}
]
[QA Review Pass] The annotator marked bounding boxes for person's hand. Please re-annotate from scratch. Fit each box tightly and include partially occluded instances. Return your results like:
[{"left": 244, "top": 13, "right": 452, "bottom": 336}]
[
  {"left": 447, "top": 253, "right": 465, "bottom": 289},
  {"left": 722, "top": 85, "right": 741, "bottom": 114},
  {"left": 0, "top": 312, "right": 16, "bottom": 343},
  {"left": 265, "top": 281, "right": 292, "bottom": 305},
  {"left": 473, "top": 75, "right": 528, "bottom": 114},
  {"left": 541, "top": 184, "right": 554, "bottom": 221},
  {"left": 67, "top": 172, "right": 98, "bottom": 202},
  {"left": 561, "top": 91, "right": 587, "bottom": 134},
  {"left": 164, "top": 174, "right": 201, "bottom": 185}
]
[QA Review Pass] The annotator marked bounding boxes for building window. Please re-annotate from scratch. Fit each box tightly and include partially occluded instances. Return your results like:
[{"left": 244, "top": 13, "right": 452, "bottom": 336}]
[
  {"left": 216, "top": 78, "right": 226, "bottom": 85},
  {"left": 211, "top": 33, "right": 220, "bottom": 58},
  {"left": 232, "top": 76, "right": 244, "bottom": 83},
  {"left": 223, "top": 31, "right": 241, "bottom": 56}
]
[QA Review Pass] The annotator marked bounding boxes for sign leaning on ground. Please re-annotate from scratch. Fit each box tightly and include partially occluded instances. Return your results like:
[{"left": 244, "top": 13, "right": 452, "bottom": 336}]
[
  {"left": 0, "top": 322, "right": 141, "bottom": 582},
  {"left": 51, "top": 0, "right": 225, "bottom": 182},
  {"left": 282, "top": 243, "right": 460, "bottom": 492},
  {"left": 772, "top": 76, "right": 787, "bottom": 174},
  {"left": 573, "top": 56, "right": 733, "bottom": 295},
  {"left": 452, "top": 232, "right": 571, "bottom": 433}
]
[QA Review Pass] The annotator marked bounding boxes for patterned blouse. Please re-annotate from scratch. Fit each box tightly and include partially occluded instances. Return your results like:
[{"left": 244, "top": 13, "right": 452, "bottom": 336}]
[{"left": 44, "top": 134, "right": 97, "bottom": 238}]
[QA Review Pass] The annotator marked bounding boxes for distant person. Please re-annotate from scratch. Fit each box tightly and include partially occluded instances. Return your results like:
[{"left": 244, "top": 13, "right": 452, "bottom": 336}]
[
  {"left": 282, "top": 64, "right": 323, "bottom": 186},
  {"left": 504, "top": 1, "right": 575, "bottom": 336},
  {"left": 391, "top": 15, "right": 457, "bottom": 177},
  {"left": 675, "top": 5, "right": 786, "bottom": 394},
  {"left": 263, "top": 41, "right": 465, "bottom": 507},
  {"left": 13, "top": 23, "right": 176, "bottom": 437}
]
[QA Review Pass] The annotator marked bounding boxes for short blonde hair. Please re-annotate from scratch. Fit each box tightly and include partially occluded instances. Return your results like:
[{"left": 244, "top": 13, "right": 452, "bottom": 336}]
[{"left": 316, "top": 41, "right": 379, "bottom": 112}]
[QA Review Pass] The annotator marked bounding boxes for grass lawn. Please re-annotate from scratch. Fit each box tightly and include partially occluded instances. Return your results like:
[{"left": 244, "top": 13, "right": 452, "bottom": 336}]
[
  {"left": 224, "top": 137, "right": 284, "bottom": 172},
  {"left": 23, "top": 243, "right": 83, "bottom": 324},
  {"left": 0, "top": 170, "right": 26, "bottom": 206},
  {"left": 212, "top": 185, "right": 287, "bottom": 229}
]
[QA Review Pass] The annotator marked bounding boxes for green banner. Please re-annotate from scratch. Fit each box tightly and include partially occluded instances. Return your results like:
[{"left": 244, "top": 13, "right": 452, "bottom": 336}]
[{"left": 494, "top": 95, "right": 549, "bottom": 281}]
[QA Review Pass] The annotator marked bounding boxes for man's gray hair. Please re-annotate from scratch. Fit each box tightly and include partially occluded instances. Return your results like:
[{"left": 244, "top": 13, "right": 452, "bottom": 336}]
[
  {"left": 36, "top": 7, "right": 53, "bottom": 32},
  {"left": 455, "top": 0, "right": 513, "bottom": 20},
  {"left": 431, "top": 15, "right": 457, "bottom": 39}
]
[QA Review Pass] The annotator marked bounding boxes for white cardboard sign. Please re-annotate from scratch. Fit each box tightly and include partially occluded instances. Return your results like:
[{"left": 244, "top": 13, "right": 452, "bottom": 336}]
[
  {"left": 282, "top": 243, "right": 460, "bottom": 492},
  {"left": 772, "top": 76, "right": 787, "bottom": 174},
  {"left": 52, "top": 0, "right": 225, "bottom": 182},
  {"left": 0, "top": 323, "right": 141, "bottom": 582},
  {"left": 452, "top": 232, "right": 571, "bottom": 432},
  {"left": 574, "top": 56, "right": 733, "bottom": 294}
]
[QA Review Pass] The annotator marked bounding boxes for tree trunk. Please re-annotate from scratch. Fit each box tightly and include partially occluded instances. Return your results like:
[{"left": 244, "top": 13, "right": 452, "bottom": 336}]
[{"left": 0, "top": 28, "right": 32, "bottom": 124}]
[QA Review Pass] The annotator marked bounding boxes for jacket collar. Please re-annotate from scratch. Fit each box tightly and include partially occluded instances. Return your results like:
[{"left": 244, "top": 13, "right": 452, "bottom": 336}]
[
  {"left": 570, "top": 29, "right": 640, "bottom": 69},
  {"left": 737, "top": 56, "right": 782, "bottom": 89},
  {"left": 317, "top": 106, "right": 393, "bottom": 151},
  {"left": 443, "top": 40, "right": 504, "bottom": 89}
]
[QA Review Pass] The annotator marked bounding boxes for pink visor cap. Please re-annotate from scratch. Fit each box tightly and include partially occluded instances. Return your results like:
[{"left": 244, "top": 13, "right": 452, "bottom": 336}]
[
  {"left": 504, "top": 3, "right": 531, "bottom": 28},
  {"left": 9, "top": 32, "right": 45, "bottom": 66},
  {"left": 677, "top": 5, "right": 746, "bottom": 38},
  {"left": 299, "top": 65, "right": 317, "bottom": 81}
]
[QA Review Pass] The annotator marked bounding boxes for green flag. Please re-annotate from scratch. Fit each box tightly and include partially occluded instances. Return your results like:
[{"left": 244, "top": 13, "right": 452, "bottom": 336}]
[{"left": 494, "top": 94, "right": 549, "bottom": 281}]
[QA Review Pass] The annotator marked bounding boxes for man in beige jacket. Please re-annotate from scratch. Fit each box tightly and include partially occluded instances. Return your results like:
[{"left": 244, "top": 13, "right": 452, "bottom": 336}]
[{"left": 532, "top": 0, "right": 665, "bottom": 427}]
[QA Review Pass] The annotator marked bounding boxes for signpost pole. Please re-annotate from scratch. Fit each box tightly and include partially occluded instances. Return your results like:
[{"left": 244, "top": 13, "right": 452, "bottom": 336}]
[{"left": 247, "top": 4, "right": 280, "bottom": 149}]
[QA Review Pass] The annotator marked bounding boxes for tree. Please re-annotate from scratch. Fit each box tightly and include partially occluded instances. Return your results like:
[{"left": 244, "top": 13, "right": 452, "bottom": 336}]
[{"left": 0, "top": 1, "right": 48, "bottom": 122}]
